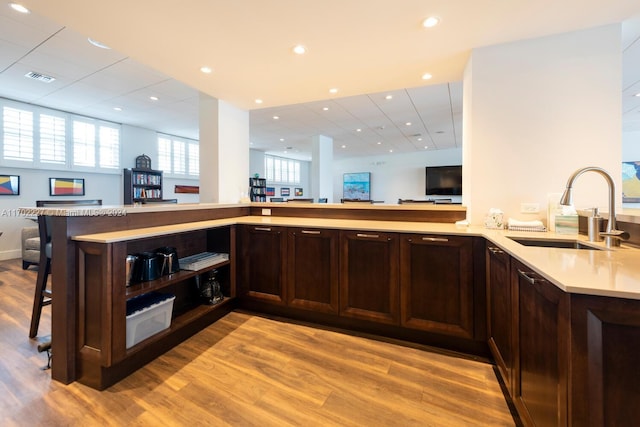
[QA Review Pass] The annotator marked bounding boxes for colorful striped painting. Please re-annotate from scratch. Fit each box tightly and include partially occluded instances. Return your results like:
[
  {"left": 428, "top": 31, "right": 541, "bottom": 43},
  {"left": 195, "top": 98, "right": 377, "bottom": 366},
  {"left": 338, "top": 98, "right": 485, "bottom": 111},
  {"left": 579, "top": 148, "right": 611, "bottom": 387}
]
[
  {"left": 0, "top": 175, "right": 19, "bottom": 195},
  {"left": 50, "top": 178, "right": 85, "bottom": 196}
]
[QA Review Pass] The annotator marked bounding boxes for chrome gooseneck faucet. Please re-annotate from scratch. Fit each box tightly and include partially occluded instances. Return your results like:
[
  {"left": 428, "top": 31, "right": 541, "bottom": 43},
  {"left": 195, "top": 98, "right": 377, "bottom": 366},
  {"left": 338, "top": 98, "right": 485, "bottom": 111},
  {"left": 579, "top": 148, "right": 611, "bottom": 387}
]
[{"left": 559, "top": 166, "right": 629, "bottom": 248}]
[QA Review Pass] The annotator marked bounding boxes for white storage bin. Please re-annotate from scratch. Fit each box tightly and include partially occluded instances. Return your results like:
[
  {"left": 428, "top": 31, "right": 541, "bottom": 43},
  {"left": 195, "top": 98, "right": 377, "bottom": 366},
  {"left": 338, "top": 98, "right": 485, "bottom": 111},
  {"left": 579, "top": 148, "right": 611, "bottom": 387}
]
[{"left": 126, "top": 294, "right": 175, "bottom": 349}]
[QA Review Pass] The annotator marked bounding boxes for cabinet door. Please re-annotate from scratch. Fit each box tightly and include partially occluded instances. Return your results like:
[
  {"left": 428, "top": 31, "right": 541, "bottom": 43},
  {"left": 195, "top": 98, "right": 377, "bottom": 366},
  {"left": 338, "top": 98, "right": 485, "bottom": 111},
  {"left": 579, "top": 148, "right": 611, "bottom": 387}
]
[
  {"left": 340, "top": 230, "right": 399, "bottom": 324},
  {"left": 486, "top": 245, "right": 513, "bottom": 393},
  {"left": 238, "top": 225, "right": 286, "bottom": 304},
  {"left": 512, "top": 260, "right": 569, "bottom": 427},
  {"left": 400, "top": 234, "right": 474, "bottom": 338},
  {"left": 570, "top": 294, "right": 640, "bottom": 427},
  {"left": 287, "top": 228, "right": 339, "bottom": 314}
]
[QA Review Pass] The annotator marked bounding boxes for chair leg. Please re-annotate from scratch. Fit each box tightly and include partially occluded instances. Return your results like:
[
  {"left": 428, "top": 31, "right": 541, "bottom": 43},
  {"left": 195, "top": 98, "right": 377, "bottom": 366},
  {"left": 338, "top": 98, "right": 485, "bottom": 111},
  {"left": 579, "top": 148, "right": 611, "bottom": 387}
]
[{"left": 29, "top": 258, "right": 50, "bottom": 338}]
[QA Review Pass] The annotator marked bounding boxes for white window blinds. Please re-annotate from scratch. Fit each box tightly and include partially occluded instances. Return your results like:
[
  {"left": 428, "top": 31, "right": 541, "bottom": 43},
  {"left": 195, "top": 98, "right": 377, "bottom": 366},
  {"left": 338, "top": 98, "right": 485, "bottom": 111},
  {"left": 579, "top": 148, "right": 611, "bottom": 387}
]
[
  {"left": 3, "top": 106, "right": 33, "bottom": 162},
  {"left": 40, "top": 114, "right": 66, "bottom": 164}
]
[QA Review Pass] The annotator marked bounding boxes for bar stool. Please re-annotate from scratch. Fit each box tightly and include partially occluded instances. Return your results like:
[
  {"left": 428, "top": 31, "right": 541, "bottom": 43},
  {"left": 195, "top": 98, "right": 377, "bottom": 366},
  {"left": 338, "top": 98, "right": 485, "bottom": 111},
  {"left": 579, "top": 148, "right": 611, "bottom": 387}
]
[
  {"left": 29, "top": 199, "right": 102, "bottom": 338},
  {"left": 29, "top": 213, "right": 52, "bottom": 338}
]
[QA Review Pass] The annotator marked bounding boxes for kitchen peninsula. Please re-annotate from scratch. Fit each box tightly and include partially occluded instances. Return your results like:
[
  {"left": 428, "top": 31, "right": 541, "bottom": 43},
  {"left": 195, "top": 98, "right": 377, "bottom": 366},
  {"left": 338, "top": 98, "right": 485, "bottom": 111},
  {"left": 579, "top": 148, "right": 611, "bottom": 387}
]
[{"left": 22, "top": 202, "right": 640, "bottom": 426}]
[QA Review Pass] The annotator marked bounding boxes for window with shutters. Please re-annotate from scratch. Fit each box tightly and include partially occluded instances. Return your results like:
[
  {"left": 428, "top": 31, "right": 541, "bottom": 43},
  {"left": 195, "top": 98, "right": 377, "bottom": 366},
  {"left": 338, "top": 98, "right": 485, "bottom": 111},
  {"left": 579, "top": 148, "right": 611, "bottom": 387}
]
[
  {"left": 3, "top": 106, "right": 33, "bottom": 162},
  {"left": 264, "top": 154, "right": 300, "bottom": 185},
  {"left": 157, "top": 133, "right": 199, "bottom": 177},
  {"left": 1, "top": 99, "right": 121, "bottom": 172},
  {"left": 40, "top": 114, "right": 65, "bottom": 164}
]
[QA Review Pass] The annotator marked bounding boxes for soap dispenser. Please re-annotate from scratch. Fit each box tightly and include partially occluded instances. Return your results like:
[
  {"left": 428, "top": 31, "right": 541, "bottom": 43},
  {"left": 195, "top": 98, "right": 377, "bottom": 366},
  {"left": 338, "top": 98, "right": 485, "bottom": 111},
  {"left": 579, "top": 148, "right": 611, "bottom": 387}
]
[{"left": 588, "top": 208, "right": 603, "bottom": 242}]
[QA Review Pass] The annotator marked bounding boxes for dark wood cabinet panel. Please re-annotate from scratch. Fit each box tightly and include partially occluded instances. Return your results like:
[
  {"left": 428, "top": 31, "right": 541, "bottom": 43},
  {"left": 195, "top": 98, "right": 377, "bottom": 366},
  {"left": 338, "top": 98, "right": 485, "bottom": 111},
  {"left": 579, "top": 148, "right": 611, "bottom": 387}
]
[
  {"left": 238, "top": 225, "right": 287, "bottom": 304},
  {"left": 486, "top": 245, "right": 513, "bottom": 393},
  {"left": 400, "top": 234, "right": 474, "bottom": 339},
  {"left": 286, "top": 228, "right": 339, "bottom": 314},
  {"left": 570, "top": 294, "right": 640, "bottom": 427},
  {"left": 512, "top": 260, "right": 569, "bottom": 427},
  {"left": 340, "top": 230, "right": 399, "bottom": 324}
]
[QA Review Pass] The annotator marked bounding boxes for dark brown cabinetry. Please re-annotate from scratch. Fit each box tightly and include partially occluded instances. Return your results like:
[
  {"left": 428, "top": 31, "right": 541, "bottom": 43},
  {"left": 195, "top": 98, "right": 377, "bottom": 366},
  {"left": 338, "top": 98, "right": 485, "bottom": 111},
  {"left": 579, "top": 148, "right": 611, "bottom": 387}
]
[
  {"left": 486, "top": 245, "right": 513, "bottom": 393},
  {"left": 123, "top": 168, "right": 163, "bottom": 204},
  {"left": 339, "top": 230, "right": 399, "bottom": 324},
  {"left": 286, "top": 227, "right": 339, "bottom": 314},
  {"left": 75, "top": 226, "right": 235, "bottom": 389},
  {"left": 238, "top": 225, "right": 287, "bottom": 304},
  {"left": 512, "top": 259, "right": 569, "bottom": 427},
  {"left": 400, "top": 234, "right": 474, "bottom": 338},
  {"left": 570, "top": 294, "right": 640, "bottom": 427}
]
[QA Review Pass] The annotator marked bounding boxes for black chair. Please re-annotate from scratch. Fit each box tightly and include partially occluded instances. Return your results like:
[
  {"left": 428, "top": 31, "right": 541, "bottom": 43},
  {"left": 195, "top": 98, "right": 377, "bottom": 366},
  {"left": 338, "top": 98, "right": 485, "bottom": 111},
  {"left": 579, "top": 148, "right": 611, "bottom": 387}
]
[
  {"left": 29, "top": 199, "right": 102, "bottom": 338},
  {"left": 317, "top": 198, "right": 328, "bottom": 203},
  {"left": 141, "top": 198, "right": 178, "bottom": 204}
]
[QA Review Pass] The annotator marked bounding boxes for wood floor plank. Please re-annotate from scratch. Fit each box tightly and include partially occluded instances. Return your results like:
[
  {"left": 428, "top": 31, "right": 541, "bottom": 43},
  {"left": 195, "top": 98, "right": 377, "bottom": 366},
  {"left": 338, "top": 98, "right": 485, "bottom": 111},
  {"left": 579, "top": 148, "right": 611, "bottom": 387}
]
[{"left": 0, "top": 259, "right": 516, "bottom": 426}]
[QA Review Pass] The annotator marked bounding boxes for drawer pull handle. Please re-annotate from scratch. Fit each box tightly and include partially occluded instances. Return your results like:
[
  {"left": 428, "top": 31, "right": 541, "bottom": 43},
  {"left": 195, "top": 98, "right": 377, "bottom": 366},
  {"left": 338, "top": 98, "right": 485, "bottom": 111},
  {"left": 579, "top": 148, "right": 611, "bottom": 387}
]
[
  {"left": 356, "top": 233, "right": 380, "bottom": 239},
  {"left": 301, "top": 230, "right": 321, "bottom": 235},
  {"left": 255, "top": 227, "right": 271, "bottom": 232},
  {"left": 422, "top": 237, "right": 449, "bottom": 242},
  {"left": 517, "top": 269, "right": 539, "bottom": 285},
  {"left": 488, "top": 246, "right": 504, "bottom": 254}
]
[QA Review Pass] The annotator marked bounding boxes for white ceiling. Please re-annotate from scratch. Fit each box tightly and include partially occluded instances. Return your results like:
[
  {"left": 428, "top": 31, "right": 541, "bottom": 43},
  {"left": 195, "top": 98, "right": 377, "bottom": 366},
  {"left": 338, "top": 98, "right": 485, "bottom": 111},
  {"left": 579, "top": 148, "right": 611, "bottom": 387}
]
[{"left": 1, "top": 2, "right": 639, "bottom": 161}]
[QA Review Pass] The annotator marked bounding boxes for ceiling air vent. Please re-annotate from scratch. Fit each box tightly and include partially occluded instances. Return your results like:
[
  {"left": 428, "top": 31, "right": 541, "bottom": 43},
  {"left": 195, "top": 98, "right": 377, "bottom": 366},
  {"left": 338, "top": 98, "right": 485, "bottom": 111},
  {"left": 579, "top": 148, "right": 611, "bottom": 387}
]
[{"left": 24, "top": 71, "right": 56, "bottom": 83}]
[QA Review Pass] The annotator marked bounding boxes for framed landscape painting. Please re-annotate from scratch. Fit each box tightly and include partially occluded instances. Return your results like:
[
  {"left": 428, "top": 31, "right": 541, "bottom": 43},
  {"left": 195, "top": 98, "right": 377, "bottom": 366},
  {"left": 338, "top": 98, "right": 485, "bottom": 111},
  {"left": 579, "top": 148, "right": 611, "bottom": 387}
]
[{"left": 622, "top": 161, "right": 640, "bottom": 203}]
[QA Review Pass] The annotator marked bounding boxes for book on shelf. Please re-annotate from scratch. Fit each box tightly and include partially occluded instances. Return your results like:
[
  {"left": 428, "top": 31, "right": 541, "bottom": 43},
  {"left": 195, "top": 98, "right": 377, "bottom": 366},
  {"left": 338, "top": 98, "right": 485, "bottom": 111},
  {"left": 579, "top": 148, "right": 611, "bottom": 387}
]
[{"left": 178, "top": 252, "right": 229, "bottom": 271}]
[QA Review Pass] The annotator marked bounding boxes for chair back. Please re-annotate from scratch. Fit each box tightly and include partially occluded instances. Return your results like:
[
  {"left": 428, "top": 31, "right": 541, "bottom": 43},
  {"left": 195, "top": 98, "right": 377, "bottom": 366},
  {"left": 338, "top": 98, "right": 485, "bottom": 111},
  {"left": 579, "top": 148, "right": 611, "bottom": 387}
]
[{"left": 35, "top": 199, "right": 103, "bottom": 245}]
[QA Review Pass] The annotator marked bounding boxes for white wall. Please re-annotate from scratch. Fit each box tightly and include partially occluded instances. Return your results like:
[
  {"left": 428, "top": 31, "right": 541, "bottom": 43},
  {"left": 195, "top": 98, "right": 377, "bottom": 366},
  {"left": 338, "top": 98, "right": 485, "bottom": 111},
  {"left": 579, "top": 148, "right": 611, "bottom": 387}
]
[
  {"left": 464, "top": 24, "right": 622, "bottom": 226},
  {"left": 332, "top": 148, "right": 462, "bottom": 203}
]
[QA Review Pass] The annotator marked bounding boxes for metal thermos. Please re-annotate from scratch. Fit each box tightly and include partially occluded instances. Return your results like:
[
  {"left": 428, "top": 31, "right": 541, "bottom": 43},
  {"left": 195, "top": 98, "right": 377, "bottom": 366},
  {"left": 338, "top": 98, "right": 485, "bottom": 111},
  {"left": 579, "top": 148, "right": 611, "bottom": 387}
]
[{"left": 125, "top": 254, "right": 138, "bottom": 286}]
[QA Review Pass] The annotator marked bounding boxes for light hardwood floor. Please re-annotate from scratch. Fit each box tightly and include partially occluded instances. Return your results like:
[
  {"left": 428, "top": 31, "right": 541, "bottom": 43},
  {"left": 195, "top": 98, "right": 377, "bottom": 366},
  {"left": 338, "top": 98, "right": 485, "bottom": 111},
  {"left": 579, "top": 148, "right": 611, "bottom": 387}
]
[{"left": 0, "top": 258, "right": 516, "bottom": 426}]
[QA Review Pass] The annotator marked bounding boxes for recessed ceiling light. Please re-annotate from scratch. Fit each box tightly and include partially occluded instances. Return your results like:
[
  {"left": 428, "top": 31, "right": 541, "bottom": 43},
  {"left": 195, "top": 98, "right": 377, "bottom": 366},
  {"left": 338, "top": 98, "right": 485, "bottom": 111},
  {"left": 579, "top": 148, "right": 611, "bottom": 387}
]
[
  {"left": 417, "top": 137, "right": 423, "bottom": 141},
  {"left": 88, "top": 38, "right": 111, "bottom": 49},
  {"left": 341, "top": 145, "right": 347, "bottom": 148},
  {"left": 292, "top": 44, "right": 307, "bottom": 55},
  {"left": 9, "top": 3, "right": 29, "bottom": 13},
  {"left": 255, "top": 99, "right": 263, "bottom": 104},
  {"left": 389, "top": 149, "right": 393, "bottom": 153},
  {"left": 273, "top": 115, "right": 279, "bottom": 120},
  {"left": 280, "top": 138, "right": 285, "bottom": 142},
  {"left": 322, "top": 107, "right": 329, "bottom": 111},
  {"left": 113, "top": 107, "right": 122, "bottom": 111},
  {"left": 405, "top": 122, "right": 412, "bottom": 126},
  {"left": 200, "top": 66, "right": 213, "bottom": 74},
  {"left": 149, "top": 96, "right": 159, "bottom": 101},
  {"left": 385, "top": 95, "right": 393, "bottom": 100},
  {"left": 356, "top": 128, "right": 361, "bottom": 132},
  {"left": 422, "top": 16, "right": 440, "bottom": 28},
  {"left": 376, "top": 141, "right": 382, "bottom": 145},
  {"left": 635, "top": 92, "right": 640, "bottom": 97},
  {"left": 329, "top": 88, "right": 338, "bottom": 94},
  {"left": 422, "top": 73, "right": 433, "bottom": 80},
  {"left": 424, "top": 146, "right": 429, "bottom": 149}
]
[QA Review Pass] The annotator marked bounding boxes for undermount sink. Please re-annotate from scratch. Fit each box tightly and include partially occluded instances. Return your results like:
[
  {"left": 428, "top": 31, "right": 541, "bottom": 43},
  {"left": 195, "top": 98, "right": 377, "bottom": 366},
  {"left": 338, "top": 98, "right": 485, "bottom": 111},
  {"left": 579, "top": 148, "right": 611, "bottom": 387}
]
[{"left": 507, "top": 236, "right": 604, "bottom": 250}]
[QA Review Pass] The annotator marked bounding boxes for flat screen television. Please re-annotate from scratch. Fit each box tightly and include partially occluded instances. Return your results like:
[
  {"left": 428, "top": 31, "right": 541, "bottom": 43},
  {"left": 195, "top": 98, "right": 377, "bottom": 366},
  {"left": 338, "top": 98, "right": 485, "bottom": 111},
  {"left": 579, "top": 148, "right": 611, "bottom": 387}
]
[{"left": 425, "top": 165, "right": 462, "bottom": 196}]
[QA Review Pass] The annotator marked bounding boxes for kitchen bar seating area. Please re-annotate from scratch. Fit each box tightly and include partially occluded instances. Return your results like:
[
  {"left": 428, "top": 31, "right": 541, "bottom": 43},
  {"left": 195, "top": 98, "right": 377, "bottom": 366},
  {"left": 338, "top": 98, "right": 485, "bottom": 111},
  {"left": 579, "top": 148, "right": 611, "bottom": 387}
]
[{"left": 1, "top": 201, "right": 638, "bottom": 425}]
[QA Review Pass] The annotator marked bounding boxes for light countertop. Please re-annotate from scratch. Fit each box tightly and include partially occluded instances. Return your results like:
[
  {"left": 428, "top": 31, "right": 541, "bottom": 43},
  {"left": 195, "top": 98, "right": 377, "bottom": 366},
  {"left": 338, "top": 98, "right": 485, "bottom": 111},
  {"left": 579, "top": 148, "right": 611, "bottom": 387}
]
[{"left": 71, "top": 214, "right": 640, "bottom": 301}]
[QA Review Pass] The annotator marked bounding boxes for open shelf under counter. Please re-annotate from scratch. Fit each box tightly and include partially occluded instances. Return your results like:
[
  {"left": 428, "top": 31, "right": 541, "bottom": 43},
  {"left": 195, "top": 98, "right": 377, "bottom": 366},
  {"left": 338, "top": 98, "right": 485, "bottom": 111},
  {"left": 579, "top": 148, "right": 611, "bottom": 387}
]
[
  {"left": 125, "top": 260, "right": 231, "bottom": 298},
  {"left": 124, "top": 297, "right": 234, "bottom": 356}
]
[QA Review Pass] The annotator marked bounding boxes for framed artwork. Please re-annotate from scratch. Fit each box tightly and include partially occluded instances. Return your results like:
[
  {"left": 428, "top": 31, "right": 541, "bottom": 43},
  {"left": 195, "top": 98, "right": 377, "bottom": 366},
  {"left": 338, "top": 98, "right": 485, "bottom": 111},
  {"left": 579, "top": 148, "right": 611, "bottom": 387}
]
[
  {"left": 49, "top": 178, "right": 85, "bottom": 196},
  {"left": 622, "top": 161, "right": 640, "bottom": 203},
  {"left": 295, "top": 188, "right": 303, "bottom": 196},
  {"left": 266, "top": 187, "right": 275, "bottom": 196},
  {"left": 280, "top": 187, "right": 290, "bottom": 197},
  {"left": 343, "top": 172, "right": 371, "bottom": 200},
  {"left": 0, "top": 175, "right": 20, "bottom": 195}
]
